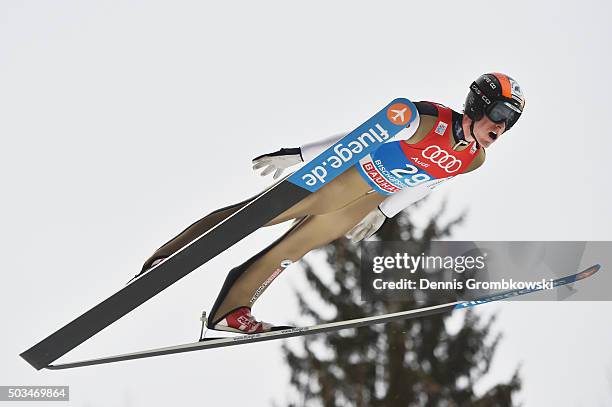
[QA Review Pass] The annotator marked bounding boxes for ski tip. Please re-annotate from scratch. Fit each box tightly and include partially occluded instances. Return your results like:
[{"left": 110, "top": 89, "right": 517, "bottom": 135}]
[{"left": 575, "top": 264, "right": 601, "bottom": 281}]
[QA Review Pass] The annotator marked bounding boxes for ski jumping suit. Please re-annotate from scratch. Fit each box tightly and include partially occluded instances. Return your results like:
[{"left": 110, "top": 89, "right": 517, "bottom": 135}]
[{"left": 140, "top": 102, "right": 485, "bottom": 327}]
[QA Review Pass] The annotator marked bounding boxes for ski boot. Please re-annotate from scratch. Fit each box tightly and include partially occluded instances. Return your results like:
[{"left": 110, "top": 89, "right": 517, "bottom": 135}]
[{"left": 209, "top": 306, "right": 293, "bottom": 334}]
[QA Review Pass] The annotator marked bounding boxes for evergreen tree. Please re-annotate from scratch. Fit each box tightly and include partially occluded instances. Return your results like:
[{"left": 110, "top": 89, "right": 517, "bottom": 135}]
[{"left": 282, "top": 200, "right": 521, "bottom": 407}]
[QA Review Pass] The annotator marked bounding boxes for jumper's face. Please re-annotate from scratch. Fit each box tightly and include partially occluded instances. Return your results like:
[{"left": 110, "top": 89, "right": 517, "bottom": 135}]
[{"left": 464, "top": 114, "right": 507, "bottom": 148}]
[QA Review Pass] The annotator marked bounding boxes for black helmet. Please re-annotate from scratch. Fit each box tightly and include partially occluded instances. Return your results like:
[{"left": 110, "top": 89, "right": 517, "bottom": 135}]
[{"left": 464, "top": 73, "right": 525, "bottom": 130}]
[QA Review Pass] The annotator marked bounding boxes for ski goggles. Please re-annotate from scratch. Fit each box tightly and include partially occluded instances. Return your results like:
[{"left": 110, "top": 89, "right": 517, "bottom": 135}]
[{"left": 485, "top": 101, "right": 522, "bottom": 128}]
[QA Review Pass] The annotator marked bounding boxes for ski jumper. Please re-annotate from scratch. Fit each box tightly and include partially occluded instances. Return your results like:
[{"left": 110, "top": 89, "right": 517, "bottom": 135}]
[{"left": 139, "top": 102, "right": 485, "bottom": 329}]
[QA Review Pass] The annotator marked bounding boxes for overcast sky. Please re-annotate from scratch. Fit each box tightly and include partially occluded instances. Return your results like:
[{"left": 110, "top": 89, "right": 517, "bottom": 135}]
[{"left": 1, "top": 1, "right": 611, "bottom": 406}]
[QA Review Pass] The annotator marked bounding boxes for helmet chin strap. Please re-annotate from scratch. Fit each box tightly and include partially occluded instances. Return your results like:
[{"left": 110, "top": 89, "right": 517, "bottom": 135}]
[
  {"left": 458, "top": 114, "right": 481, "bottom": 149},
  {"left": 469, "top": 120, "right": 477, "bottom": 141},
  {"left": 466, "top": 119, "right": 482, "bottom": 149}
]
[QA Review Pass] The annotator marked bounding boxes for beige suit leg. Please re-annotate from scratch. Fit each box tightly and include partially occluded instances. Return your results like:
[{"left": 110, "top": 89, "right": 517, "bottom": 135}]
[
  {"left": 143, "top": 168, "right": 371, "bottom": 272},
  {"left": 212, "top": 190, "right": 386, "bottom": 320}
]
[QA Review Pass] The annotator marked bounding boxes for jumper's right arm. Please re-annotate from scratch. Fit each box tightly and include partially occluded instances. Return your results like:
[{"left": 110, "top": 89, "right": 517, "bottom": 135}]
[{"left": 252, "top": 132, "right": 348, "bottom": 179}]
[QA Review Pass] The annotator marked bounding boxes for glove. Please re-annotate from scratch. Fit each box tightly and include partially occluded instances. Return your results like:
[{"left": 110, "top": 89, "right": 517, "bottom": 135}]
[
  {"left": 252, "top": 148, "right": 303, "bottom": 180},
  {"left": 346, "top": 207, "right": 387, "bottom": 243}
]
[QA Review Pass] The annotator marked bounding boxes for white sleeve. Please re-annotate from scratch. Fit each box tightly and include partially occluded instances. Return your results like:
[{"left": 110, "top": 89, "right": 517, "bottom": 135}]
[
  {"left": 300, "top": 132, "right": 348, "bottom": 162},
  {"left": 378, "top": 175, "right": 452, "bottom": 218},
  {"left": 299, "top": 112, "right": 419, "bottom": 163},
  {"left": 378, "top": 185, "right": 432, "bottom": 218}
]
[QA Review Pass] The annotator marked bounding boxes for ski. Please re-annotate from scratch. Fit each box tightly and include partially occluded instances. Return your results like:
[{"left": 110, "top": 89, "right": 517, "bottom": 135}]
[
  {"left": 20, "top": 99, "right": 418, "bottom": 370},
  {"left": 45, "top": 264, "right": 600, "bottom": 370}
]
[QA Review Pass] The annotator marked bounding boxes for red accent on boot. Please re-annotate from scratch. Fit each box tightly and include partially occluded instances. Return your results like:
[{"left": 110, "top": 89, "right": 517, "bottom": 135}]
[{"left": 212, "top": 307, "right": 272, "bottom": 334}]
